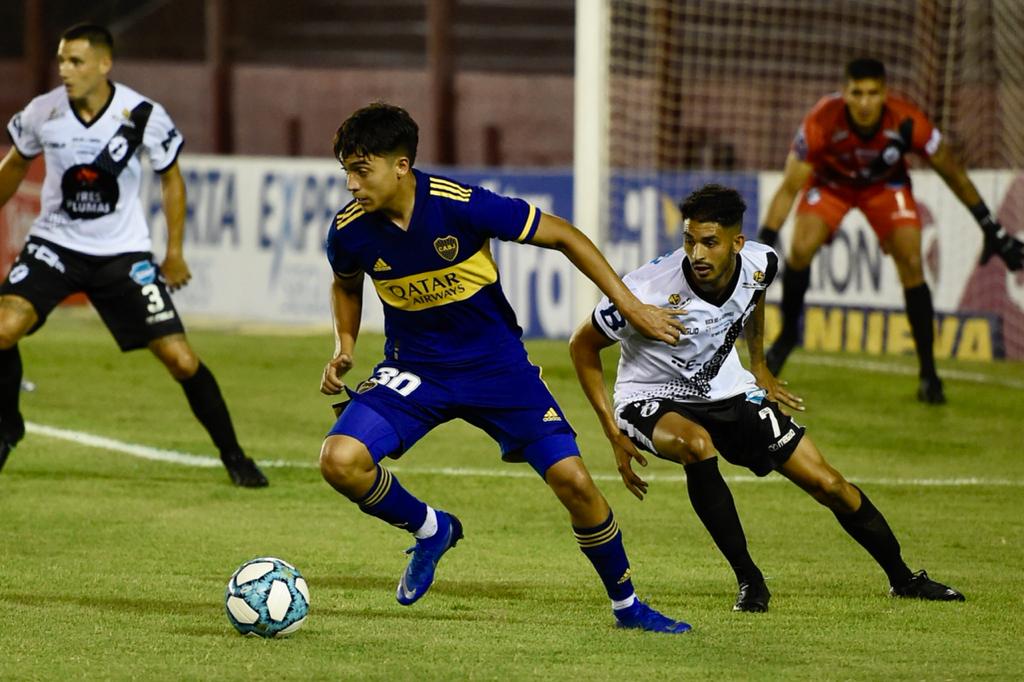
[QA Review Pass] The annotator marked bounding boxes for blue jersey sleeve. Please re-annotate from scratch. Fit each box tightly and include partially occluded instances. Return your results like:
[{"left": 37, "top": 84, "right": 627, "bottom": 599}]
[
  {"left": 465, "top": 185, "right": 541, "bottom": 243},
  {"left": 325, "top": 218, "right": 361, "bottom": 276}
]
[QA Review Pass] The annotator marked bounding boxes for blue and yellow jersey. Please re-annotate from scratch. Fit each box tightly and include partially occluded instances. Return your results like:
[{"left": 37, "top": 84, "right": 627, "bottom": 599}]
[{"left": 326, "top": 169, "right": 542, "bottom": 366}]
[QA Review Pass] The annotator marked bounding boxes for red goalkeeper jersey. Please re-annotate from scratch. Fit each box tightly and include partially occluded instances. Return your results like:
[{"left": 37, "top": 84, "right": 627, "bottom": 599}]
[{"left": 792, "top": 93, "right": 941, "bottom": 188}]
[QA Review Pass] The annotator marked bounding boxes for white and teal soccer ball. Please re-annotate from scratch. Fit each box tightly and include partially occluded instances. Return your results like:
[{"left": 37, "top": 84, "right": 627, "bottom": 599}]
[{"left": 225, "top": 557, "right": 310, "bottom": 637}]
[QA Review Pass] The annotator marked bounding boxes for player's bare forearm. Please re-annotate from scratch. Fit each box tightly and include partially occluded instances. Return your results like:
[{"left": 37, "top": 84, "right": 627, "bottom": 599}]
[
  {"left": 159, "top": 163, "right": 187, "bottom": 256},
  {"left": 531, "top": 213, "right": 684, "bottom": 344},
  {"left": 569, "top": 319, "right": 620, "bottom": 436},
  {"left": 928, "top": 143, "right": 983, "bottom": 208},
  {"left": 762, "top": 154, "right": 813, "bottom": 231},
  {"left": 322, "top": 273, "right": 363, "bottom": 395},
  {"left": 531, "top": 214, "right": 635, "bottom": 309},
  {"left": 331, "top": 273, "right": 364, "bottom": 357},
  {"left": 747, "top": 297, "right": 804, "bottom": 410},
  {"left": 0, "top": 147, "right": 32, "bottom": 209},
  {"left": 744, "top": 297, "right": 768, "bottom": 372}
]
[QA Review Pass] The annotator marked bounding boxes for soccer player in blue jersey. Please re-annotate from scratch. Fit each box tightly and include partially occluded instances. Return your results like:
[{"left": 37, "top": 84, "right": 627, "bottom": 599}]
[{"left": 318, "top": 102, "right": 691, "bottom": 633}]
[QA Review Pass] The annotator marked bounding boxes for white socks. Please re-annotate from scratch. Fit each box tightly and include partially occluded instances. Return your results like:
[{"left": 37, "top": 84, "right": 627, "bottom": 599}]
[{"left": 414, "top": 506, "right": 439, "bottom": 539}]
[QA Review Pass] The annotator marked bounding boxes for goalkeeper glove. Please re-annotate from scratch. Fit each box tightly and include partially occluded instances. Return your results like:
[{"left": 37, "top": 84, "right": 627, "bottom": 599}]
[
  {"left": 971, "top": 202, "right": 1023, "bottom": 271},
  {"left": 757, "top": 225, "right": 779, "bottom": 248}
]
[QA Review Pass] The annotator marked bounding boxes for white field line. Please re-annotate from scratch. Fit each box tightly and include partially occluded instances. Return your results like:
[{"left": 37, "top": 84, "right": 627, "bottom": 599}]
[
  {"left": 25, "top": 422, "right": 1024, "bottom": 488},
  {"left": 795, "top": 355, "right": 1024, "bottom": 390}
]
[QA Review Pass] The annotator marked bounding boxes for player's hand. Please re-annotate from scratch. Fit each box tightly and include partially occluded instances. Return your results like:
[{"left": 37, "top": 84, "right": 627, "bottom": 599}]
[
  {"left": 620, "top": 302, "right": 687, "bottom": 346},
  {"left": 320, "top": 353, "right": 354, "bottom": 395},
  {"left": 608, "top": 430, "right": 649, "bottom": 500},
  {"left": 160, "top": 253, "right": 192, "bottom": 291},
  {"left": 980, "top": 223, "right": 1024, "bottom": 271},
  {"left": 753, "top": 366, "right": 805, "bottom": 412}
]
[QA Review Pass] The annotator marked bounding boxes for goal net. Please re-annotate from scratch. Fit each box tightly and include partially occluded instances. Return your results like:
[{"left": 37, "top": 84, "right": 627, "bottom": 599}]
[{"left": 577, "top": 0, "right": 1024, "bottom": 360}]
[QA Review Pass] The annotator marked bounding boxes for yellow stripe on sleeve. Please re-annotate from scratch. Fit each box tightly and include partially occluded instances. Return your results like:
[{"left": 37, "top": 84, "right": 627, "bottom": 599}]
[{"left": 516, "top": 204, "right": 538, "bottom": 242}]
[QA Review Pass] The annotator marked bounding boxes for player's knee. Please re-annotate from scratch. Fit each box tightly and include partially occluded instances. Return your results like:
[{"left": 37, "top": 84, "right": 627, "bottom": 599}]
[
  {"left": 319, "top": 438, "right": 374, "bottom": 494},
  {"left": 547, "top": 461, "right": 603, "bottom": 511},
  {"left": 787, "top": 247, "right": 816, "bottom": 271},
  {"left": 813, "top": 473, "right": 851, "bottom": 507},
  {"left": 161, "top": 348, "right": 199, "bottom": 380},
  {"left": 659, "top": 433, "right": 713, "bottom": 465},
  {"left": 0, "top": 328, "right": 22, "bottom": 350}
]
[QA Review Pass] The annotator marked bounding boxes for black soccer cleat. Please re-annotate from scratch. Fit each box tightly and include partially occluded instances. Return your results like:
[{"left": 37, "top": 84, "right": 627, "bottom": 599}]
[
  {"left": 0, "top": 413, "right": 26, "bottom": 476},
  {"left": 890, "top": 570, "right": 964, "bottom": 602},
  {"left": 916, "top": 375, "right": 946, "bottom": 405},
  {"left": 733, "top": 580, "right": 771, "bottom": 613},
  {"left": 765, "top": 335, "right": 798, "bottom": 376},
  {"left": 0, "top": 438, "right": 14, "bottom": 475},
  {"left": 222, "top": 453, "right": 269, "bottom": 488}
]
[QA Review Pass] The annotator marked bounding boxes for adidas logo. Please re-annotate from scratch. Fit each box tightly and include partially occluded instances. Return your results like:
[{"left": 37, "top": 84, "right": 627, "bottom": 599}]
[
  {"left": 616, "top": 568, "right": 632, "bottom": 585},
  {"left": 373, "top": 258, "right": 391, "bottom": 272},
  {"left": 543, "top": 407, "right": 561, "bottom": 422}
]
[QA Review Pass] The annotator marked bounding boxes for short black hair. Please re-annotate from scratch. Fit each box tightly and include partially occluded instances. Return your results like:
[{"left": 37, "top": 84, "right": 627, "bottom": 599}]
[
  {"left": 333, "top": 102, "right": 419, "bottom": 166},
  {"left": 61, "top": 23, "right": 114, "bottom": 54},
  {"left": 845, "top": 57, "right": 886, "bottom": 81},
  {"left": 680, "top": 184, "right": 746, "bottom": 229}
]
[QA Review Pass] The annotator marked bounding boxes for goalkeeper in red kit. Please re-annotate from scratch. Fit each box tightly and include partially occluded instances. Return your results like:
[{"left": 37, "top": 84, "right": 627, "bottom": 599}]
[{"left": 759, "top": 58, "right": 1024, "bottom": 404}]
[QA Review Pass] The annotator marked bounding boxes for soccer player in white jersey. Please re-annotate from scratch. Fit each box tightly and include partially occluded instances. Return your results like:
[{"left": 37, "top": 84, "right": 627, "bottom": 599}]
[
  {"left": 0, "top": 24, "right": 266, "bottom": 486},
  {"left": 570, "top": 184, "right": 964, "bottom": 611}
]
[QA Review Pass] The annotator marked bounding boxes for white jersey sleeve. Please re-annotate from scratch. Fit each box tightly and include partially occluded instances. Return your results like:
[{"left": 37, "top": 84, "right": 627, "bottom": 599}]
[
  {"left": 141, "top": 102, "right": 184, "bottom": 173},
  {"left": 6, "top": 97, "right": 44, "bottom": 158},
  {"left": 591, "top": 293, "right": 633, "bottom": 343}
]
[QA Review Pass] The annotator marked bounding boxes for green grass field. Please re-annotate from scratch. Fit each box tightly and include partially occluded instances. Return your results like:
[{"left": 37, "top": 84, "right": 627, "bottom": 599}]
[{"left": 1, "top": 309, "right": 1022, "bottom": 680}]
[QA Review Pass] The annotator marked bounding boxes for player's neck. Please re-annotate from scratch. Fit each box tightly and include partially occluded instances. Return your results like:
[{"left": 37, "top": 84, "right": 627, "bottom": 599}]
[
  {"left": 72, "top": 80, "right": 113, "bottom": 123},
  {"left": 380, "top": 172, "right": 417, "bottom": 230}
]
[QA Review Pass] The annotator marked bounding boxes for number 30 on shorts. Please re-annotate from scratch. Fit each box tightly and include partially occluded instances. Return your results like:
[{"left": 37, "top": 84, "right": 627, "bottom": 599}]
[{"left": 374, "top": 367, "right": 421, "bottom": 397}]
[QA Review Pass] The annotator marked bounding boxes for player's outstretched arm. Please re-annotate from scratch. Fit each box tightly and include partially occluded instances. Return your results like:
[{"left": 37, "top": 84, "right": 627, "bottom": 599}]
[
  {"left": 321, "top": 271, "right": 363, "bottom": 395},
  {"left": 928, "top": 142, "right": 1023, "bottom": 271},
  {"left": 158, "top": 162, "right": 192, "bottom": 290},
  {"left": 531, "top": 212, "right": 684, "bottom": 345},
  {"left": 569, "top": 318, "right": 650, "bottom": 500},
  {"left": 758, "top": 152, "right": 814, "bottom": 247},
  {"left": 746, "top": 297, "right": 804, "bottom": 412},
  {"left": 0, "top": 147, "right": 32, "bottom": 210}
]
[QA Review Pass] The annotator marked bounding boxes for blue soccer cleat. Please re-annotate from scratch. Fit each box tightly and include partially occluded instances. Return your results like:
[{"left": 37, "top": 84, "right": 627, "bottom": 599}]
[
  {"left": 614, "top": 599, "right": 692, "bottom": 634},
  {"left": 396, "top": 510, "right": 463, "bottom": 605}
]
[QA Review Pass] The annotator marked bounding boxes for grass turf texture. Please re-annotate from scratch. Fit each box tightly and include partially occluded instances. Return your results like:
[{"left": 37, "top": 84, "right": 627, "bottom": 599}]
[{"left": 1, "top": 310, "right": 1021, "bottom": 680}]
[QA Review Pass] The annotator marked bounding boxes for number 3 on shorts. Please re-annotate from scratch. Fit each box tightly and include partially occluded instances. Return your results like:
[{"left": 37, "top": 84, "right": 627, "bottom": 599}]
[
  {"left": 758, "top": 406, "right": 781, "bottom": 438},
  {"left": 141, "top": 283, "right": 165, "bottom": 313}
]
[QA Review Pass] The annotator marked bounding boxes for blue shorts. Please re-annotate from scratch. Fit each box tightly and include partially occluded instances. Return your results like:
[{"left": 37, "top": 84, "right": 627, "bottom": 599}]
[{"left": 327, "top": 357, "right": 579, "bottom": 477}]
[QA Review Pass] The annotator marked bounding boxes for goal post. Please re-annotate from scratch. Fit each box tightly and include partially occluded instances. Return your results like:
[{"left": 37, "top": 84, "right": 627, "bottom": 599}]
[{"left": 575, "top": 0, "right": 1024, "bottom": 360}]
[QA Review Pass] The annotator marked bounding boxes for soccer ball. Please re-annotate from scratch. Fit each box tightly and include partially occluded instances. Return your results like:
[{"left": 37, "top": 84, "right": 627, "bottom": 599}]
[{"left": 225, "top": 557, "right": 310, "bottom": 637}]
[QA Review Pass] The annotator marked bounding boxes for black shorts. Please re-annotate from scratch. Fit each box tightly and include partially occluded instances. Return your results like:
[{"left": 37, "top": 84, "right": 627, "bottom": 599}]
[
  {"left": 0, "top": 236, "right": 185, "bottom": 351},
  {"left": 617, "top": 392, "right": 805, "bottom": 476}
]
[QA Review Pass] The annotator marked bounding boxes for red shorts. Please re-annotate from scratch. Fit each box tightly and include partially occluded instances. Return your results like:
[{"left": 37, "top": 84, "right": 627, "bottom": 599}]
[{"left": 796, "top": 182, "right": 921, "bottom": 243}]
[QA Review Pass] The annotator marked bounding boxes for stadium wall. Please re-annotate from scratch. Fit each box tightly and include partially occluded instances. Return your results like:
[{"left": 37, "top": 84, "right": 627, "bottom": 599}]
[
  {"left": 0, "top": 60, "right": 574, "bottom": 166},
  {"left": 0, "top": 152, "right": 1018, "bottom": 360}
]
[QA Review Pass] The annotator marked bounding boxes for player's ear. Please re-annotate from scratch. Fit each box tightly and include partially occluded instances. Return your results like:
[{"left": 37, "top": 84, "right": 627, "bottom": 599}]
[
  {"left": 96, "top": 47, "right": 113, "bottom": 76},
  {"left": 394, "top": 156, "right": 411, "bottom": 179},
  {"left": 733, "top": 231, "right": 745, "bottom": 253}
]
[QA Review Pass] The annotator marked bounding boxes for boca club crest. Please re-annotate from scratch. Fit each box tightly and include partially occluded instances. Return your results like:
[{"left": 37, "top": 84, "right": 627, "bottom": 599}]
[{"left": 434, "top": 235, "right": 459, "bottom": 262}]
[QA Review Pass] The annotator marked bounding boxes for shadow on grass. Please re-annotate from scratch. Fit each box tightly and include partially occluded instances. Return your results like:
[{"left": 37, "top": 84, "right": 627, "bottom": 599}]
[{"left": 0, "top": 591, "right": 217, "bottom": 617}]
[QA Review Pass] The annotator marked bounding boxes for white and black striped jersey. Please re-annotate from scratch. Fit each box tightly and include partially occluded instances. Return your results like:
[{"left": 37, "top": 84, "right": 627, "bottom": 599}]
[
  {"left": 592, "top": 241, "right": 779, "bottom": 410},
  {"left": 6, "top": 82, "right": 184, "bottom": 256}
]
